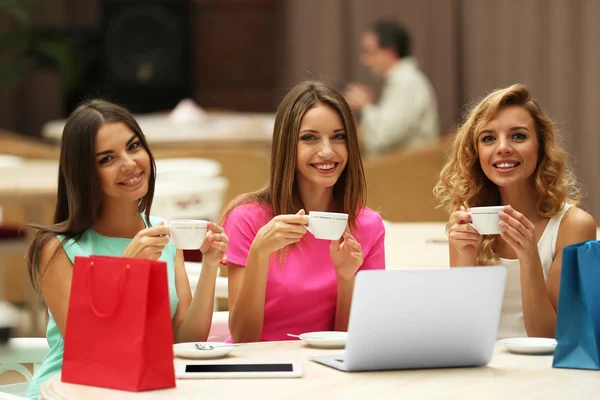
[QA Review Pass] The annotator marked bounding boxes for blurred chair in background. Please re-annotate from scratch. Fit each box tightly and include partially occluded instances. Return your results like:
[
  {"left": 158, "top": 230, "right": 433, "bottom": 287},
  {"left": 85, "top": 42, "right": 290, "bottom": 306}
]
[
  {"left": 0, "top": 156, "right": 32, "bottom": 340},
  {"left": 150, "top": 149, "right": 271, "bottom": 215},
  {"left": 153, "top": 158, "right": 230, "bottom": 310},
  {"left": 153, "top": 177, "right": 229, "bottom": 223},
  {"left": 153, "top": 158, "right": 228, "bottom": 224},
  {"left": 0, "top": 337, "right": 49, "bottom": 397},
  {"left": 0, "top": 130, "right": 61, "bottom": 340},
  {"left": 363, "top": 135, "right": 452, "bottom": 222},
  {"left": 0, "top": 155, "right": 27, "bottom": 266},
  {"left": 153, "top": 157, "right": 229, "bottom": 263}
]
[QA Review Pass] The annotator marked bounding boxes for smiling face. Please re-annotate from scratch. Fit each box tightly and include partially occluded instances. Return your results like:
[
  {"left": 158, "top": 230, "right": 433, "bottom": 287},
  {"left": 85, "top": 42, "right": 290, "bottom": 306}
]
[
  {"left": 295, "top": 102, "right": 349, "bottom": 191},
  {"left": 95, "top": 122, "right": 151, "bottom": 203},
  {"left": 477, "top": 105, "right": 540, "bottom": 189}
]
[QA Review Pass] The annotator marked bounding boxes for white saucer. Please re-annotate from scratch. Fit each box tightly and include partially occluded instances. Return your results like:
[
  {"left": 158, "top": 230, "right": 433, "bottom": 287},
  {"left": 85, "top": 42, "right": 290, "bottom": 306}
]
[
  {"left": 298, "top": 331, "right": 348, "bottom": 349},
  {"left": 173, "top": 342, "right": 235, "bottom": 360},
  {"left": 500, "top": 337, "right": 557, "bottom": 355}
]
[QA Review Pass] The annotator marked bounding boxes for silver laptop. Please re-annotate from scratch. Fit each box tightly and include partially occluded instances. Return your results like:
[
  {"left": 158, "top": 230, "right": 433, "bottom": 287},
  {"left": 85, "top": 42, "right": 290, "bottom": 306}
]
[{"left": 311, "top": 267, "right": 506, "bottom": 372}]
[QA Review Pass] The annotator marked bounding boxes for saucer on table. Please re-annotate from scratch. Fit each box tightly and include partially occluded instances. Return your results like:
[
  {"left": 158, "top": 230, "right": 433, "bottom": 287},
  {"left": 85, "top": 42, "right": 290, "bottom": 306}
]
[
  {"left": 499, "top": 337, "right": 557, "bottom": 355},
  {"left": 173, "top": 342, "right": 235, "bottom": 359},
  {"left": 297, "top": 331, "right": 348, "bottom": 349}
]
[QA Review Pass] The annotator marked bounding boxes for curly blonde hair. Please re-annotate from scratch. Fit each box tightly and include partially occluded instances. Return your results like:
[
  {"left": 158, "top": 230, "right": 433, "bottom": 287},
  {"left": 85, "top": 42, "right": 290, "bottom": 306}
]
[{"left": 433, "top": 84, "right": 581, "bottom": 265}]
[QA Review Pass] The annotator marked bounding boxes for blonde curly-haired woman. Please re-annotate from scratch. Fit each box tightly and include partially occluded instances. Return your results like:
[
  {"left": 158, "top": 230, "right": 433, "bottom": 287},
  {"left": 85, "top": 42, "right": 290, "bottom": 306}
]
[{"left": 434, "top": 84, "right": 596, "bottom": 339}]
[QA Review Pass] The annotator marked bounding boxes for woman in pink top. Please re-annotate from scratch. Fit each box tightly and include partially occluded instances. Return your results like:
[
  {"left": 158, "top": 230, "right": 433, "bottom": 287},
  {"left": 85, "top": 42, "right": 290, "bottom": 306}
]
[
  {"left": 434, "top": 84, "right": 596, "bottom": 338},
  {"left": 221, "top": 81, "right": 386, "bottom": 342}
]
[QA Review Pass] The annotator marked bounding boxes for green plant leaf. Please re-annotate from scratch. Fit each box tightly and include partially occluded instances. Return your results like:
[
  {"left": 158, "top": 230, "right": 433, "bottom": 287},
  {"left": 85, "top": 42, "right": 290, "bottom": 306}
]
[
  {"left": 34, "top": 38, "right": 83, "bottom": 95},
  {"left": 0, "top": 0, "right": 34, "bottom": 30},
  {"left": 0, "top": 0, "right": 83, "bottom": 93},
  {"left": 0, "top": 57, "right": 37, "bottom": 85},
  {"left": 0, "top": 32, "right": 30, "bottom": 53}
]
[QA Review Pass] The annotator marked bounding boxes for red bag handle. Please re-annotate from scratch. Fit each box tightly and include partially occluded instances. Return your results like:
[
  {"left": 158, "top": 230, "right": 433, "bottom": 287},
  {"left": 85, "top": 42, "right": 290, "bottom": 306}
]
[{"left": 85, "top": 261, "right": 130, "bottom": 318}]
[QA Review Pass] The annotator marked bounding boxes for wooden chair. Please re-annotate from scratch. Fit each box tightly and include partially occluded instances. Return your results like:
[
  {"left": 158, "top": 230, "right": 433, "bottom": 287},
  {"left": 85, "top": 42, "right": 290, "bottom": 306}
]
[{"left": 363, "top": 136, "right": 453, "bottom": 222}]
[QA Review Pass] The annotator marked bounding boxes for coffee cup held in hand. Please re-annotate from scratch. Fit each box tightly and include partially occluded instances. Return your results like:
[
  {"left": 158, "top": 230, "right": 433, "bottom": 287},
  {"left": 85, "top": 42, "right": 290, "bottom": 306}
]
[
  {"left": 306, "top": 211, "right": 348, "bottom": 240},
  {"left": 169, "top": 219, "right": 208, "bottom": 249},
  {"left": 467, "top": 206, "right": 505, "bottom": 235}
]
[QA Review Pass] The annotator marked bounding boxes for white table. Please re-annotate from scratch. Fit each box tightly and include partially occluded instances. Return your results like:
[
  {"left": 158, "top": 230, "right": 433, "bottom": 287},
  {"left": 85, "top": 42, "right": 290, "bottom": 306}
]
[
  {"left": 384, "top": 222, "right": 450, "bottom": 268},
  {"left": 40, "top": 341, "right": 600, "bottom": 399}
]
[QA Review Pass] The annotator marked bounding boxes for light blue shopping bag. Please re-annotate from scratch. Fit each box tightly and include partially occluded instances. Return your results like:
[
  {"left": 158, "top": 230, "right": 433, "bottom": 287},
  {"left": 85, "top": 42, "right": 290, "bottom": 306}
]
[{"left": 553, "top": 240, "right": 600, "bottom": 370}]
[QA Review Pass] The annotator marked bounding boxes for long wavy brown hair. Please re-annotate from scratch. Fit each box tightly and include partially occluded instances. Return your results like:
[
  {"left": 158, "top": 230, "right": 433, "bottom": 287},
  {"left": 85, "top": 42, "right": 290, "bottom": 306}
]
[
  {"left": 221, "top": 80, "right": 366, "bottom": 232},
  {"left": 433, "top": 84, "right": 580, "bottom": 264},
  {"left": 25, "top": 100, "right": 156, "bottom": 290}
]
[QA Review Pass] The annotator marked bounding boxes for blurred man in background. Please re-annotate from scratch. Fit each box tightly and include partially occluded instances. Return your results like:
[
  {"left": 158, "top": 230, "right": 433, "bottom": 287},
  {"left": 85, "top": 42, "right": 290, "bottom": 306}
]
[{"left": 345, "top": 20, "right": 440, "bottom": 155}]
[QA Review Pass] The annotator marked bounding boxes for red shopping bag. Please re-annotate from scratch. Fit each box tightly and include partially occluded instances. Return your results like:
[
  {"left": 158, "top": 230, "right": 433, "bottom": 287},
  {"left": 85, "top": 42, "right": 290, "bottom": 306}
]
[{"left": 62, "top": 255, "right": 175, "bottom": 391}]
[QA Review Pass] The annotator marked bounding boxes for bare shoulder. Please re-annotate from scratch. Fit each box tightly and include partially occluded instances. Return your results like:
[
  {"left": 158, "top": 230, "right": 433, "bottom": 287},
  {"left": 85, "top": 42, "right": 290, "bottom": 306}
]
[
  {"left": 38, "top": 235, "right": 70, "bottom": 275},
  {"left": 562, "top": 206, "right": 596, "bottom": 230},
  {"left": 557, "top": 206, "right": 597, "bottom": 245}
]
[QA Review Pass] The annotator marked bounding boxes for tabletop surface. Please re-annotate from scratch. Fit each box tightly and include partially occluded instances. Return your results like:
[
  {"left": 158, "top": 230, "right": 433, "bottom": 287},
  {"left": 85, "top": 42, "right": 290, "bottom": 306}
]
[{"left": 41, "top": 340, "right": 600, "bottom": 400}]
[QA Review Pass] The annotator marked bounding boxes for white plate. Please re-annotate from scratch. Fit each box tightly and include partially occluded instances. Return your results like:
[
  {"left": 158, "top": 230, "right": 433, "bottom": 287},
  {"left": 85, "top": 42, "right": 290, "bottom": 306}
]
[
  {"left": 298, "top": 331, "right": 348, "bottom": 349},
  {"left": 173, "top": 342, "right": 235, "bottom": 360},
  {"left": 500, "top": 337, "right": 557, "bottom": 355}
]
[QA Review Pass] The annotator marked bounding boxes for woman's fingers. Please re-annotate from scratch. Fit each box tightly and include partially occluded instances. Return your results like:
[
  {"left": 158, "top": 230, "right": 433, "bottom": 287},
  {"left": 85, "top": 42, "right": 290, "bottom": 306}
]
[
  {"left": 277, "top": 214, "right": 309, "bottom": 225},
  {"left": 144, "top": 236, "right": 170, "bottom": 247},
  {"left": 208, "top": 222, "right": 225, "bottom": 234},
  {"left": 499, "top": 223, "right": 524, "bottom": 247},
  {"left": 211, "top": 241, "right": 228, "bottom": 253},
  {"left": 343, "top": 236, "right": 361, "bottom": 252},
  {"left": 142, "top": 225, "right": 171, "bottom": 237},
  {"left": 208, "top": 233, "right": 229, "bottom": 244},
  {"left": 454, "top": 211, "right": 472, "bottom": 224},
  {"left": 504, "top": 206, "right": 536, "bottom": 230},
  {"left": 449, "top": 231, "right": 481, "bottom": 244}
]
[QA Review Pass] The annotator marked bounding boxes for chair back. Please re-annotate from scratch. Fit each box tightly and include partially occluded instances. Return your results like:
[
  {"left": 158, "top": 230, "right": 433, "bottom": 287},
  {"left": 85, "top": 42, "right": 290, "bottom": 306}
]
[
  {"left": 153, "top": 177, "right": 229, "bottom": 222},
  {"left": 363, "top": 136, "right": 452, "bottom": 222},
  {"left": 0, "top": 338, "right": 50, "bottom": 397}
]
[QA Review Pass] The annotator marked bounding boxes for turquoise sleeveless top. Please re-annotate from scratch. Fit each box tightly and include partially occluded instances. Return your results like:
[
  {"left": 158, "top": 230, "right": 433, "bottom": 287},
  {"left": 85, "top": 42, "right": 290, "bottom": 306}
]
[{"left": 26, "top": 216, "right": 179, "bottom": 399}]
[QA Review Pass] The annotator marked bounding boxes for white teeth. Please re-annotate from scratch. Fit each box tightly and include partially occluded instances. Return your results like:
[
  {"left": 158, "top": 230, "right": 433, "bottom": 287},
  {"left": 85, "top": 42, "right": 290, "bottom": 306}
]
[
  {"left": 122, "top": 174, "right": 141, "bottom": 185},
  {"left": 315, "top": 164, "right": 335, "bottom": 170},
  {"left": 496, "top": 163, "right": 517, "bottom": 169}
]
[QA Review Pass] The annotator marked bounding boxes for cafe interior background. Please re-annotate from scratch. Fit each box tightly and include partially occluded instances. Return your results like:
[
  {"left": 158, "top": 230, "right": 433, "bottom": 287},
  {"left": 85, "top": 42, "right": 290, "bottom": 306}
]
[{"left": 1, "top": 0, "right": 599, "bottom": 384}]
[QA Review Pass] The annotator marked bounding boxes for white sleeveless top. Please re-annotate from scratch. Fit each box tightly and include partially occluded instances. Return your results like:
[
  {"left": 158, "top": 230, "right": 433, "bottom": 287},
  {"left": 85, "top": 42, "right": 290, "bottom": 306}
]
[{"left": 495, "top": 203, "right": 573, "bottom": 339}]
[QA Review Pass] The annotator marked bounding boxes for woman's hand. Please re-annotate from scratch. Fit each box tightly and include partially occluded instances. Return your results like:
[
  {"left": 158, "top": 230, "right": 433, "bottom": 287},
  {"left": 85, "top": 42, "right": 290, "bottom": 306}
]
[
  {"left": 199, "top": 222, "right": 229, "bottom": 268},
  {"left": 121, "top": 222, "right": 170, "bottom": 260},
  {"left": 499, "top": 206, "right": 538, "bottom": 260},
  {"left": 251, "top": 210, "right": 308, "bottom": 255},
  {"left": 330, "top": 228, "right": 363, "bottom": 281},
  {"left": 448, "top": 210, "right": 482, "bottom": 262}
]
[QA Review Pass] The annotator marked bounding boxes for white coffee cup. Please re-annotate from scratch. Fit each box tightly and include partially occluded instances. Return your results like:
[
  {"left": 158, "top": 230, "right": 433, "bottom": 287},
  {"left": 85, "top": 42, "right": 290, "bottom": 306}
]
[
  {"left": 169, "top": 219, "right": 208, "bottom": 249},
  {"left": 468, "top": 206, "right": 505, "bottom": 235},
  {"left": 306, "top": 211, "right": 348, "bottom": 240}
]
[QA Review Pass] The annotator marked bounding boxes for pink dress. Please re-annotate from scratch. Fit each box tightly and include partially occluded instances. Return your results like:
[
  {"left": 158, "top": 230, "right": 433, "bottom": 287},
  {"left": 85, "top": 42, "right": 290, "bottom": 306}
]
[{"left": 222, "top": 202, "right": 386, "bottom": 341}]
